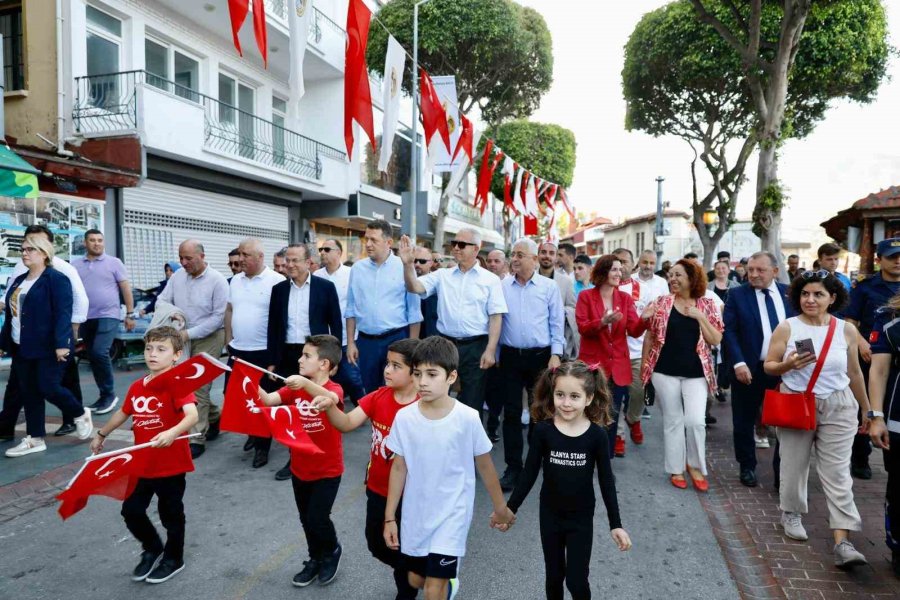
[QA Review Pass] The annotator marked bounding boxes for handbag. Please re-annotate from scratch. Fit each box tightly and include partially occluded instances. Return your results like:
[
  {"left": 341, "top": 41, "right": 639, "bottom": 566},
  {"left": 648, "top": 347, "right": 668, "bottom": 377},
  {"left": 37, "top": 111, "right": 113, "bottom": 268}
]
[{"left": 761, "top": 317, "right": 837, "bottom": 431}]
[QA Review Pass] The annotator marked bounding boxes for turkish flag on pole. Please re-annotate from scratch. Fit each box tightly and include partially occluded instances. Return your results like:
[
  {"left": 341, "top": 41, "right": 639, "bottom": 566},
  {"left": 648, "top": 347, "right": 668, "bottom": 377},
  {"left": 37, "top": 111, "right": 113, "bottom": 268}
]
[
  {"left": 251, "top": 0, "right": 268, "bottom": 68},
  {"left": 56, "top": 446, "right": 152, "bottom": 520},
  {"left": 420, "top": 69, "right": 451, "bottom": 171},
  {"left": 344, "top": 0, "right": 376, "bottom": 159},
  {"left": 220, "top": 360, "right": 270, "bottom": 438},
  {"left": 260, "top": 406, "right": 324, "bottom": 455},
  {"left": 144, "top": 353, "right": 230, "bottom": 400},
  {"left": 228, "top": 0, "right": 250, "bottom": 57},
  {"left": 451, "top": 114, "right": 474, "bottom": 164}
]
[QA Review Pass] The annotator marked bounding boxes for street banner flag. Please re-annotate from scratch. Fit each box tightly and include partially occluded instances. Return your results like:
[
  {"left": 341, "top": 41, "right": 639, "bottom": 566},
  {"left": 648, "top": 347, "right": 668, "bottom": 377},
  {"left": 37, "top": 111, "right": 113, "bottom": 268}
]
[
  {"left": 145, "top": 353, "right": 230, "bottom": 400},
  {"left": 512, "top": 164, "right": 526, "bottom": 215},
  {"left": 228, "top": 0, "right": 250, "bottom": 58},
  {"left": 260, "top": 405, "right": 324, "bottom": 455},
  {"left": 252, "top": 0, "right": 268, "bottom": 68},
  {"left": 288, "top": 0, "right": 312, "bottom": 120},
  {"left": 221, "top": 360, "right": 270, "bottom": 438},
  {"left": 420, "top": 69, "right": 451, "bottom": 173},
  {"left": 56, "top": 446, "right": 151, "bottom": 520},
  {"left": 445, "top": 129, "right": 481, "bottom": 199},
  {"left": 452, "top": 113, "right": 474, "bottom": 165},
  {"left": 482, "top": 150, "right": 505, "bottom": 215},
  {"left": 558, "top": 188, "right": 575, "bottom": 219},
  {"left": 501, "top": 157, "right": 517, "bottom": 214},
  {"left": 430, "top": 75, "right": 460, "bottom": 173},
  {"left": 344, "top": 0, "right": 376, "bottom": 159},
  {"left": 475, "top": 139, "right": 495, "bottom": 210},
  {"left": 525, "top": 171, "right": 538, "bottom": 218},
  {"left": 378, "top": 35, "right": 406, "bottom": 172},
  {"left": 524, "top": 215, "right": 539, "bottom": 236}
]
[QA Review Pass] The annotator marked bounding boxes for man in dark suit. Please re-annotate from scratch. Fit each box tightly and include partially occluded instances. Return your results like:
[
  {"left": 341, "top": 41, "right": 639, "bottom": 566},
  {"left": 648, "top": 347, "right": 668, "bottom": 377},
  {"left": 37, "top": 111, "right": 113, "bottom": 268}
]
[
  {"left": 413, "top": 246, "right": 438, "bottom": 337},
  {"left": 723, "top": 251, "right": 795, "bottom": 487},
  {"left": 266, "top": 243, "right": 342, "bottom": 480}
]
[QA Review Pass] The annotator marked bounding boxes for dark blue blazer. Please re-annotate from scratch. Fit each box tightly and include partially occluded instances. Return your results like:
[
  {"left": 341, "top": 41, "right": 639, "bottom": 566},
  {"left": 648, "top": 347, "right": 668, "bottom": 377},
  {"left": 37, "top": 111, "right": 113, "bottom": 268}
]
[
  {"left": 267, "top": 274, "right": 342, "bottom": 368},
  {"left": 723, "top": 282, "right": 795, "bottom": 373},
  {"left": 1, "top": 268, "right": 73, "bottom": 359}
]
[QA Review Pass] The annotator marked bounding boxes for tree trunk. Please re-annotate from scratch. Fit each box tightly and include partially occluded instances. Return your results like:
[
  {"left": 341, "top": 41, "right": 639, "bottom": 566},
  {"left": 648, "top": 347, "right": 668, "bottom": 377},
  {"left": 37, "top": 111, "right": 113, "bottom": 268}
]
[
  {"left": 755, "top": 141, "right": 786, "bottom": 279},
  {"left": 503, "top": 210, "right": 513, "bottom": 249}
]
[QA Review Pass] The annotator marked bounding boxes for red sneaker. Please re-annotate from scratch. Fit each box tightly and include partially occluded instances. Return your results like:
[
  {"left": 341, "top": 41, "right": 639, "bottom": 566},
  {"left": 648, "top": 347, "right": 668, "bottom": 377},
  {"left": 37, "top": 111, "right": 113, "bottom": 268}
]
[
  {"left": 628, "top": 420, "right": 644, "bottom": 445},
  {"left": 614, "top": 435, "right": 626, "bottom": 457}
]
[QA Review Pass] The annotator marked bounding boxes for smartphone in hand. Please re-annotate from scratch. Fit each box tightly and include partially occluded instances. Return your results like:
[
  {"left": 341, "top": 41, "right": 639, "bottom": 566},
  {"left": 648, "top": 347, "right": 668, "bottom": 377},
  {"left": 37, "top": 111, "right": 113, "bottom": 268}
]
[{"left": 795, "top": 338, "right": 816, "bottom": 359}]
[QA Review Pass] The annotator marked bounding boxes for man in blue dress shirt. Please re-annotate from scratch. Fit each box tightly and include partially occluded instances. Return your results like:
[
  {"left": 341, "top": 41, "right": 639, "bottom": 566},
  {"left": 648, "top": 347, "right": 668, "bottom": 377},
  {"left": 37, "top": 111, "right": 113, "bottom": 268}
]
[{"left": 345, "top": 220, "right": 423, "bottom": 394}]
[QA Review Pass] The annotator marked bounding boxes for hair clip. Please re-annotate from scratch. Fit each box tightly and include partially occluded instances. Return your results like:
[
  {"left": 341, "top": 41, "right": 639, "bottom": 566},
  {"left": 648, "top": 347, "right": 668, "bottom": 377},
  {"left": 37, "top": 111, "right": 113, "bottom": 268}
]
[
  {"left": 588, "top": 362, "right": 602, "bottom": 373},
  {"left": 550, "top": 366, "right": 558, "bottom": 374}
]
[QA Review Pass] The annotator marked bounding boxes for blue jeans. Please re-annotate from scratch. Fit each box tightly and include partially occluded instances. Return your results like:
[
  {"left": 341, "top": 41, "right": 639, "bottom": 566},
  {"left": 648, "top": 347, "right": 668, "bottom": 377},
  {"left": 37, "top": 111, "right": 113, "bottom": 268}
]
[
  {"left": 607, "top": 383, "right": 628, "bottom": 460},
  {"left": 81, "top": 317, "right": 119, "bottom": 401},
  {"left": 333, "top": 346, "right": 365, "bottom": 403},
  {"left": 356, "top": 328, "right": 409, "bottom": 394}
]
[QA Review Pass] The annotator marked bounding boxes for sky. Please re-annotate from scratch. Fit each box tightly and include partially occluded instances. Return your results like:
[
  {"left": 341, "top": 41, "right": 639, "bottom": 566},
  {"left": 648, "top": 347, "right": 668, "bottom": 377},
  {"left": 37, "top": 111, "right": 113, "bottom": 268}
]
[{"left": 519, "top": 0, "right": 900, "bottom": 241}]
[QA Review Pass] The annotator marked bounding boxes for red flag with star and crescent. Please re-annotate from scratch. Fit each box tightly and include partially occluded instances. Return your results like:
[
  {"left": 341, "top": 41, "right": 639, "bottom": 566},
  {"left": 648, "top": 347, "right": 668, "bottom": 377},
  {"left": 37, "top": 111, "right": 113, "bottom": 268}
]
[
  {"left": 56, "top": 446, "right": 152, "bottom": 520},
  {"left": 144, "top": 353, "right": 230, "bottom": 401},
  {"left": 220, "top": 360, "right": 270, "bottom": 438},
  {"left": 259, "top": 405, "right": 324, "bottom": 455}
]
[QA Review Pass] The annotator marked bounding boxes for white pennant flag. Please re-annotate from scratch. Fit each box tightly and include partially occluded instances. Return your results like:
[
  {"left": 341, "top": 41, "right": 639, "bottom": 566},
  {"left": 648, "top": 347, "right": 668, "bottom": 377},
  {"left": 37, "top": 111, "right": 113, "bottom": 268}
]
[
  {"left": 445, "top": 130, "right": 482, "bottom": 197},
  {"left": 525, "top": 173, "right": 538, "bottom": 217},
  {"left": 512, "top": 166, "right": 526, "bottom": 215},
  {"left": 288, "top": 0, "right": 313, "bottom": 124},
  {"left": 378, "top": 36, "right": 406, "bottom": 172}
]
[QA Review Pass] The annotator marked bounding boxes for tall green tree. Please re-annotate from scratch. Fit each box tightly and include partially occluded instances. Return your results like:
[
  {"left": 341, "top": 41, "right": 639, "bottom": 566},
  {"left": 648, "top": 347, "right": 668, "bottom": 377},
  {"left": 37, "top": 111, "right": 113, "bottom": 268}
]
[
  {"left": 367, "top": 0, "right": 554, "bottom": 248},
  {"left": 688, "top": 0, "right": 889, "bottom": 272},
  {"left": 487, "top": 120, "right": 576, "bottom": 247}
]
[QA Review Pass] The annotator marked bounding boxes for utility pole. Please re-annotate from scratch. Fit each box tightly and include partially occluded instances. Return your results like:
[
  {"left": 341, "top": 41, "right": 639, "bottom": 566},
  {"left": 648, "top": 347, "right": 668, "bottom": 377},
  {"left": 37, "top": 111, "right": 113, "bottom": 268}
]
[
  {"left": 654, "top": 176, "right": 665, "bottom": 265},
  {"left": 408, "top": 0, "right": 432, "bottom": 244}
]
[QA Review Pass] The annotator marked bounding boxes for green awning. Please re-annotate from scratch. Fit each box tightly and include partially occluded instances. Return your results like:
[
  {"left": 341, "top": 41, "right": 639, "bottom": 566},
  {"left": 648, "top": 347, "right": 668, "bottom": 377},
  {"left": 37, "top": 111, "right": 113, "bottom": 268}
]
[{"left": 0, "top": 144, "right": 39, "bottom": 198}]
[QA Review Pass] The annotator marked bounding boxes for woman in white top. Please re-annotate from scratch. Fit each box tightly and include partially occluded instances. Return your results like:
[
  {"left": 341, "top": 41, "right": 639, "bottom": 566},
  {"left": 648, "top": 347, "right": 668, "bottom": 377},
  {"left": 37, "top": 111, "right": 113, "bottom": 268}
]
[{"left": 764, "top": 270, "right": 871, "bottom": 569}]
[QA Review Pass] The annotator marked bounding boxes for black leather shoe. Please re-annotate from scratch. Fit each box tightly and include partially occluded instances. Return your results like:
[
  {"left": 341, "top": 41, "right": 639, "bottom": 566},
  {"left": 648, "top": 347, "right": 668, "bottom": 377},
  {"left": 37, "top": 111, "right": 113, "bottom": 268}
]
[
  {"left": 715, "top": 391, "right": 727, "bottom": 403},
  {"left": 206, "top": 420, "right": 220, "bottom": 442},
  {"left": 252, "top": 449, "right": 269, "bottom": 468},
  {"left": 275, "top": 460, "right": 292, "bottom": 481},
  {"left": 499, "top": 469, "right": 520, "bottom": 492},
  {"left": 706, "top": 415, "right": 718, "bottom": 425},
  {"left": 243, "top": 436, "right": 255, "bottom": 452},
  {"left": 850, "top": 462, "right": 872, "bottom": 480},
  {"left": 487, "top": 429, "right": 500, "bottom": 443},
  {"left": 53, "top": 423, "right": 77, "bottom": 436},
  {"left": 317, "top": 544, "right": 342, "bottom": 586},
  {"left": 189, "top": 444, "right": 205, "bottom": 459},
  {"left": 739, "top": 469, "right": 758, "bottom": 487}
]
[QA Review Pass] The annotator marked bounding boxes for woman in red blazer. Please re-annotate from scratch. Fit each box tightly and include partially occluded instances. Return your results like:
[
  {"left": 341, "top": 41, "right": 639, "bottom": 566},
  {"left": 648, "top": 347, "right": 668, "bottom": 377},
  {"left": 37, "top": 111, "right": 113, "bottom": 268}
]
[{"left": 576, "top": 254, "right": 653, "bottom": 458}]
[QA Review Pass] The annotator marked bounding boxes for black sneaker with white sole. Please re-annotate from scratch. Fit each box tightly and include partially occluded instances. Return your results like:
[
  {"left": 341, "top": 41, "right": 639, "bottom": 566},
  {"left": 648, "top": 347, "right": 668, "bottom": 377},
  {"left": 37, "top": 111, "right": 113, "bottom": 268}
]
[
  {"left": 131, "top": 551, "right": 163, "bottom": 582},
  {"left": 317, "top": 545, "right": 342, "bottom": 585},
  {"left": 90, "top": 396, "right": 119, "bottom": 415},
  {"left": 292, "top": 560, "right": 320, "bottom": 587},
  {"left": 145, "top": 558, "right": 185, "bottom": 584}
]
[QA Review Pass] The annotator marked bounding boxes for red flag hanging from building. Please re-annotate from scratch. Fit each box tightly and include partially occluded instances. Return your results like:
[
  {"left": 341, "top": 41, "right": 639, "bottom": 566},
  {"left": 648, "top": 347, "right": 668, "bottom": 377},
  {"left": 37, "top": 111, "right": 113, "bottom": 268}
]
[
  {"left": 251, "top": 0, "right": 268, "bottom": 68},
  {"left": 259, "top": 406, "right": 324, "bottom": 455},
  {"left": 344, "top": 0, "right": 376, "bottom": 159},
  {"left": 221, "top": 360, "right": 270, "bottom": 438},
  {"left": 452, "top": 113, "right": 474, "bottom": 164},
  {"left": 228, "top": 0, "right": 250, "bottom": 57},
  {"left": 419, "top": 69, "right": 451, "bottom": 169},
  {"left": 56, "top": 447, "right": 152, "bottom": 520},
  {"left": 145, "top": 353, "right": 229, "bottom": 401}
]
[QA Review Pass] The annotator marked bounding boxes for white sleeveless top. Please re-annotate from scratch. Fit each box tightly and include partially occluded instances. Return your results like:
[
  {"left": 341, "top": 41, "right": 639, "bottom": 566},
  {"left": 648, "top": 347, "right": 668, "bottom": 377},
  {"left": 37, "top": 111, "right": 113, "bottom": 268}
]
[{"left": 781, "top": 316, "right": 850, "bottom": 396}]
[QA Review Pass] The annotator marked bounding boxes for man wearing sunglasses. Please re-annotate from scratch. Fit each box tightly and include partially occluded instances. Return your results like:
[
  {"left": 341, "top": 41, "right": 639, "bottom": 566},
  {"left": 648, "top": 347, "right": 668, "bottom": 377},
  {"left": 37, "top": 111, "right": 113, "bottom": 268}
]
[
  {"left": 227, "top": 248, "right": 242, "bottom": 283},
  {"left": 399, "top": 230, "right": 508, "bottom": 416},
  {"left": 413, "top": 247, "right": 439, "bottom": 338}
]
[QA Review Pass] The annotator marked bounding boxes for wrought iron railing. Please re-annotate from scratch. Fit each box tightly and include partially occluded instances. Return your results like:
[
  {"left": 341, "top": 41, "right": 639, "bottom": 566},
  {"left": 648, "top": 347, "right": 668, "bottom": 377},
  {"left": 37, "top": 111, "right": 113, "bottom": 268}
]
[
  {"left": 73, "top": 70, "right": 346, "bottom": 179},
  {"left": 266, "top": 0, "right": 345, "bottom": 46}
]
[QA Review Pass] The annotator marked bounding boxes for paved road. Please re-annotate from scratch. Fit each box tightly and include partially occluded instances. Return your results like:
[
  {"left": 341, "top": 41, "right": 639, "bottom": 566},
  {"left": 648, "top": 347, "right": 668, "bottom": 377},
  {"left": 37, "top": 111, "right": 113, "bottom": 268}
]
[{"left": 0, "top": 365, "right": 740, "bottom": 599}]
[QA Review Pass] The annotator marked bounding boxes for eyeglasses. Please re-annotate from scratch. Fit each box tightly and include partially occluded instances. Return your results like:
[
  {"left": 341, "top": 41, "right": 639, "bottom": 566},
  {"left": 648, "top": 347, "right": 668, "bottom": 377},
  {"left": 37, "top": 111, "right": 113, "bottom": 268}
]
[
  {"left": 319, "top": 247, "right": 333, "bottom": 253},
  {"left": 413, "top": 259, "right": 430, "bottom": 265},
  {"left": 21, "top": 246, "right": 39, "bottom": 254},
  {"left": 450, "top": 241, "right": 477, "bottom": 249},
  {"left": 801, "top": 269, "right": 830, "bottom": 281}
]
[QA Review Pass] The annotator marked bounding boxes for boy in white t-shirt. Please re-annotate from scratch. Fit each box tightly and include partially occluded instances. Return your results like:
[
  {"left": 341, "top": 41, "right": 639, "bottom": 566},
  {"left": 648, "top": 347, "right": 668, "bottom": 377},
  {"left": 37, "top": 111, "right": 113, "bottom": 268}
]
[{"left": 383, "top": 336, "right": 515, "bottom": 600}]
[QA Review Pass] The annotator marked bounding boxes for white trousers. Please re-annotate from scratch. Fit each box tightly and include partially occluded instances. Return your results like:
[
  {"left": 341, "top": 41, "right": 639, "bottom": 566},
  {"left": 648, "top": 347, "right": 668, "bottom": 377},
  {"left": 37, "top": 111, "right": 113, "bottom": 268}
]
[
  {"left": 777, "top": 386, "right": 862, "bottom": 531},
  {"left": 651, "top": 373, "right": 708, "bottom": 475}
]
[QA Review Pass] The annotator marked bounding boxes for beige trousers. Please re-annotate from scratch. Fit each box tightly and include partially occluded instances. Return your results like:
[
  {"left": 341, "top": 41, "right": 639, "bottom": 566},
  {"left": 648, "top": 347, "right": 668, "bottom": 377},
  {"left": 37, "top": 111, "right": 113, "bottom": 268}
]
[
  {"left": 189, "top": 328, "right": 226, "bottom": 445},
  {"left": 777, "top": 386, "right": 862, "bottom": 531}
]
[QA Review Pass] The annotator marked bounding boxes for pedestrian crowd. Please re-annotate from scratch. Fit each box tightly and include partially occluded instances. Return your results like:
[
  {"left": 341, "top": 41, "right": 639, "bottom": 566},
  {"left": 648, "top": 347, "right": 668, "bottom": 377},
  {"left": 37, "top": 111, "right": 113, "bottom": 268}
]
[{"left": 2, "top": 219, "right": 900, "bottom": 598}]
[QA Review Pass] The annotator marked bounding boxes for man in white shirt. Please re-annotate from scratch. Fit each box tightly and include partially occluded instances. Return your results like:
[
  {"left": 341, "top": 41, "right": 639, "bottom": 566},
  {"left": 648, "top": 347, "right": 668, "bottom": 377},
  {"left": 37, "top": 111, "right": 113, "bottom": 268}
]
[
  {"left": 0, "top": 224, "right": 89, "bottom": 439},
  {"left": 224, "top": 237, "right": 285, "bottom": 468},
  {"left": 156, "top": 239, "right": 229, "bottom": 458},
  {"left": 399, "top": 229, "right": 508, "bottom": 416},
  {"left": 314, "top": 238, "right": 365, "bottom": 403},
  {"left": 538, "top": 242, "right": 579, "bottom": 358},
  {"left": 485, "top": 249, "right": 510, "bottom": 280}
]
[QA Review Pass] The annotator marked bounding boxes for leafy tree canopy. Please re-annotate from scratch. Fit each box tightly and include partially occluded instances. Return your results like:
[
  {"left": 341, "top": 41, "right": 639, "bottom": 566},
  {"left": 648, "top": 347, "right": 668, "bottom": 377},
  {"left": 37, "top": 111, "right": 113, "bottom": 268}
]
[{"left": 486, "top": 120, "right": 576, "bottom": 200}]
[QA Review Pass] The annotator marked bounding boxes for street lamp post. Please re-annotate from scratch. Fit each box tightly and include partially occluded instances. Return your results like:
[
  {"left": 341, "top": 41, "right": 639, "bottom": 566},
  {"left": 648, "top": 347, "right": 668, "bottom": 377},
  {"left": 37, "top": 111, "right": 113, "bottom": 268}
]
[
  {"left": 654, "top": 176, "right": 665, "bottom": 264},
  {"left": 409, "top": 0, "right": 432, "bottom": 244}
]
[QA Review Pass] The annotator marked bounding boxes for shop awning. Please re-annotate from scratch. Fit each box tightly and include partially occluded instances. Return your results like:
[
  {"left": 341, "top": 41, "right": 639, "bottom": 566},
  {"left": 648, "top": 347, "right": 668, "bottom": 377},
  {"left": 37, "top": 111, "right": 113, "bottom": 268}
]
[{"left": 0, "top": 144, "right": 39, "bottom": 198}]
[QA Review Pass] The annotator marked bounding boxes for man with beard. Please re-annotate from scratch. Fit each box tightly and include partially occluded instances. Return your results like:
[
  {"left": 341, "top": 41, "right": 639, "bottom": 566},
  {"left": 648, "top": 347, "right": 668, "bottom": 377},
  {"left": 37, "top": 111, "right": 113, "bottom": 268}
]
[{"left": 537, "top": 242, "right": 578, "bottom": 359}]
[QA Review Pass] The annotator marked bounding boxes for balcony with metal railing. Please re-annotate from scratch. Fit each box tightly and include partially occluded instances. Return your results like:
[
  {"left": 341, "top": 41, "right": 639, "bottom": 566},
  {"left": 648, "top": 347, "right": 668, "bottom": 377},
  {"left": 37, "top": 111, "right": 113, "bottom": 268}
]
[
  {"left": 266, "top": 0, "right": 345, "bottom": 74},
  {"left": 72, "top": 70, "right": 346, "bottom": 182}
]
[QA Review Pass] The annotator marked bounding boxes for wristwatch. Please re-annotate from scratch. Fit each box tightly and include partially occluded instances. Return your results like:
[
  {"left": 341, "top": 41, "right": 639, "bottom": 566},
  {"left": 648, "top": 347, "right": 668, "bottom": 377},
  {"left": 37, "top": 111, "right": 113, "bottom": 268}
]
[{"left": 867, "top": 410, "right": 885, "bottom": 419}]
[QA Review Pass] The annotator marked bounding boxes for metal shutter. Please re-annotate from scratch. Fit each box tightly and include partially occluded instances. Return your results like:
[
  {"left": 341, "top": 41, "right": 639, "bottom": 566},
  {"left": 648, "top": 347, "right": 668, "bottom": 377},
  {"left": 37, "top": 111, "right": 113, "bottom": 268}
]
[{"left": 123, "top": 180, "right": 289, "bottom": 289}]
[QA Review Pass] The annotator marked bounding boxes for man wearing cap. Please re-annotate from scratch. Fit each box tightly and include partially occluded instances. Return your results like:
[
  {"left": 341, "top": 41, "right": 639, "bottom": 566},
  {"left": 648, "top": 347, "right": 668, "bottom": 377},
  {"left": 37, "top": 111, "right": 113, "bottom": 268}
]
[{"left": 844, "top": 238, "right": 900, "bottom": 479}]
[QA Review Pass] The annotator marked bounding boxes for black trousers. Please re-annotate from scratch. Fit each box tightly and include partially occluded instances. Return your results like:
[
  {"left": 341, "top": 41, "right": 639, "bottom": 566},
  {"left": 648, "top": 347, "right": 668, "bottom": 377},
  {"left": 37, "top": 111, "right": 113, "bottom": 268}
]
[
  {"left": 851, "top": 359, "right": 873, "bottom": 467},
  {"left": 485, "top": 366, "right": 503, "bottom": 434},
  {"left": 365, "top": 489, "right": 417, "bottom": 599},
  {"left": 499, "top": 346, "right": 550, "bottom": 472},
  {"left": 0, "top": 354, "right": 82, "bottom": 434},
  {"left": 884, "top": 432, "right": 900, "bottom": 552},
  {"left": 540, "top": 505, "right": 593, "bottom": 600},
  {"left": 730, "top": 363, "right": 779, "bottom": 471},
  {"left": 291, "top": 475, "right": 341, "bottom": 561},
  {"left": 226, "top": 347, "right": 279, "bottom": 454},
  {"left": 121, "top": 474, "right": 187, "bottom": 563},
  {"left": 450, "top": 336, "right": 489, "bottom": 415}
]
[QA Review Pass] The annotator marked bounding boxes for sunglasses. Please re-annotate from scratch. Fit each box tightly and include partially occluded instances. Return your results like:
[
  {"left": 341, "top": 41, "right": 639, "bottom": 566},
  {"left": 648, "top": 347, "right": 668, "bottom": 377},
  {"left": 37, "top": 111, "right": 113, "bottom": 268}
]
[
  {"left": 801, "top": 269, "right": 831, "bottom": 281},
  {"left": 450, "top": 241, "right": 477, "bottom": 249},
  {"left": 228, "top": 261, "right": 241, "bottom": 267},
  {"left": 414, "top": 259, "right": 430, "bottom": 265},
  {"left": 319, "top": 247, "right": 334, "bottom": 253}
]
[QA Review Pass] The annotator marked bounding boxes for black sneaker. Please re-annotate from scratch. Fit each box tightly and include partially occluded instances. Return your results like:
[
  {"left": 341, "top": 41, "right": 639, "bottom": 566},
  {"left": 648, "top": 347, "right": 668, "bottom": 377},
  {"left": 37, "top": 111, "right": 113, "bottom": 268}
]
[
  {"left": 243, "top": 436, "right": 255, "bottom": 452},
  {"left": 292, "top": 560, "right": 320, "bottom": 587},
  {"left": 53, "top": 423, "right": 77, "bottom": 436},
  {"left": 90, "top": 396, "right": 119, "bottom": 415},
  {"left": 252, "top": 448, "right": 269, "bottom": 468},
  {"left": 131, "top": 551, "right": 163, "bottom": 582},
  {"left": 145, "top": 558, "right": 185, "bottom": 584},
  {"left": 499, "top": 469, "right": 520, "bottom": 492},
  {"left": 190, "top": 444, "right": 205, "bottom": 459},
  {"left": 850, "top": 462, "right": 872, "bottom": 480},
  {"left": 318, "top": 545, "right": 342, "bottom": 586},
  {"left": 892, "top": 549, "right": 900, "bottom": 577},
  {"left": 487, "top": 429, "right": 500, "bottom": 444},
  {"left": 275, "top": 460, "right": 292, "bottom": 481},
  {"left": 705, "top": 415, "right": 717, "bottom": 425},
  {"left": 206, "top": 420, "right": 220, "bottom": 442}
]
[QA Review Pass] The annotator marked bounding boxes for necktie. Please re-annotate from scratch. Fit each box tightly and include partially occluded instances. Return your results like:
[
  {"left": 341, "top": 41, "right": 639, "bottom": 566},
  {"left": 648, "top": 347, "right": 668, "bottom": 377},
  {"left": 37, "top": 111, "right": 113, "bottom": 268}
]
[{"left": 761, "top": 288, "right": 779, "bottom": 332}]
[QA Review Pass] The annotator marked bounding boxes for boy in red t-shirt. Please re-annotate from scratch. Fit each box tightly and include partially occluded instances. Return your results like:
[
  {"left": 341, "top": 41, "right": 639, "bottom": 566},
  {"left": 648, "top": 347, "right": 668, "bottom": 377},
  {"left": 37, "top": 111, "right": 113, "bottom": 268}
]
[
  {"left": 90, "top": 326, "right": 199, "bottom": 585},
  {"left": 314, "top": 338, "right": 420, "bottom": 599},
  {"left": 257, "top": 334, "right": 345, "bottom": 588}
]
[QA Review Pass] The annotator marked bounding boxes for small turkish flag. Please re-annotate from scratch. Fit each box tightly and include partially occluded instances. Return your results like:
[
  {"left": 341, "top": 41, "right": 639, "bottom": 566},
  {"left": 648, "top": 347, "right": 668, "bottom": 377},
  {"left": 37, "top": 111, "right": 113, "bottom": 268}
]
[
  {"left": 146, "top": 353, "right": 230, "bottom": 400},
  {"left": 220, "top": 360, "right": 270, "bottom": 438},
  {"left": 260, "top": 405, "right": 324, "bottom": 455},
  {"left": 57, "top": 447, "right": 151, "bottom": 520}
]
